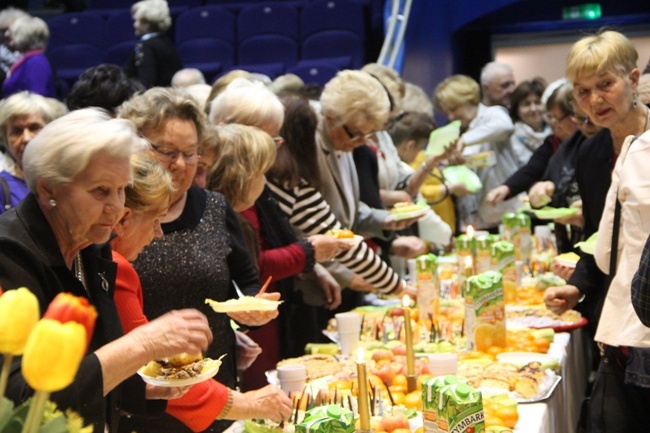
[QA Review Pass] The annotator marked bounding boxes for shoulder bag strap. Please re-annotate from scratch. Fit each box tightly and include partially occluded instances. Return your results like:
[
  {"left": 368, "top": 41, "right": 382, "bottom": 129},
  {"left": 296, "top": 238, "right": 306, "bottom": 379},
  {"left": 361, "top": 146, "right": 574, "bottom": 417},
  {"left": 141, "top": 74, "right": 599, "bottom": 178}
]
[{"left": 0, "top": 176, "right": 11, "bottom": 211}]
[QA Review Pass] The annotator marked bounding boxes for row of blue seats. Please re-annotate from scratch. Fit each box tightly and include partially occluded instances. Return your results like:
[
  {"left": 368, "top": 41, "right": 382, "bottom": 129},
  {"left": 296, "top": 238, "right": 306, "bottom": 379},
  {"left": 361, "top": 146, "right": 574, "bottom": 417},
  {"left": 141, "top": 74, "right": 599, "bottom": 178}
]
[
  {"left": 48, "top": 1, "right": 368, "bottom": 50},
  {"left": 46, "top": 1, "right": 369, "bottom": 87}
]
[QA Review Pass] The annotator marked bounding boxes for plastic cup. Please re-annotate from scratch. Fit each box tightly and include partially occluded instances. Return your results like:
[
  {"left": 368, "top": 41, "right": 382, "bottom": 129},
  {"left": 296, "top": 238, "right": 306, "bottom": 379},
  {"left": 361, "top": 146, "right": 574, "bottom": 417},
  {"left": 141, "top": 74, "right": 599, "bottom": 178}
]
[
  {"left": 428, "top": 353, "right": 458, "bottom": 377},
  {"left": 277, "top": 364, "right": 306, "bottom": 393},
  {"left": 335, "top": 312, "right": 362, "bottom": 356}
]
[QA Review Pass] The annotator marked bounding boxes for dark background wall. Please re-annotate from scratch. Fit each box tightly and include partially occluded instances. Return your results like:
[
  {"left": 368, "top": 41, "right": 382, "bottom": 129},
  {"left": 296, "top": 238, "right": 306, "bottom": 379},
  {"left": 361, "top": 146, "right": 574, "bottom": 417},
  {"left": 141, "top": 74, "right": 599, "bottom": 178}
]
[{"left": 402, "top": 0, "right": 650, "bottom": 96}]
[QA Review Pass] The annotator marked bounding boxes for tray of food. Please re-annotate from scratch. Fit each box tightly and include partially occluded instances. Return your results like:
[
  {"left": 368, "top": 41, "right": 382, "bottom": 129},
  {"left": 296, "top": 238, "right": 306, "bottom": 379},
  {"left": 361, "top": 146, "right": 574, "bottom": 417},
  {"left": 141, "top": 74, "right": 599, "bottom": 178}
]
[{"left": 506, "top": 305, "right": 586, "bottom": 332}]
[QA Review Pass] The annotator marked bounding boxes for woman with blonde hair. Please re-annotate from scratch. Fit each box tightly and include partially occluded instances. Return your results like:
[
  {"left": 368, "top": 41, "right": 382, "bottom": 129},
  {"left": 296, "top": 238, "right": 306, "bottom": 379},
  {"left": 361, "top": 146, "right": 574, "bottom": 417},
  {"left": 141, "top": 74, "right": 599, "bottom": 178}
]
[
  {"left": 434, "top": 74, "right": 517, "bottom": 232},
  {"left": 543, "top": 30, "right": 650, "bottom": 432}
]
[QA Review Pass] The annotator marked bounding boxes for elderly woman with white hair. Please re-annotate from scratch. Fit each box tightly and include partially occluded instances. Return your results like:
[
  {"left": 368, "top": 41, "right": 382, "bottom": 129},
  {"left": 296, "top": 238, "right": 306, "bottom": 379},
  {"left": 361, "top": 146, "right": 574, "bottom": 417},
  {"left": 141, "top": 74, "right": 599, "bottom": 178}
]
[
  {"left": 0, "top": 91, "right": 67, "bottom": 211},
  {"left": 125, "top": 0, "right": 182, "bottom": 88},
  {"left": 2, "top": 15, "right": 56, "bottom": 98},
  {"left": 0, "top": 108, "right": 213, "bottom": 433}
]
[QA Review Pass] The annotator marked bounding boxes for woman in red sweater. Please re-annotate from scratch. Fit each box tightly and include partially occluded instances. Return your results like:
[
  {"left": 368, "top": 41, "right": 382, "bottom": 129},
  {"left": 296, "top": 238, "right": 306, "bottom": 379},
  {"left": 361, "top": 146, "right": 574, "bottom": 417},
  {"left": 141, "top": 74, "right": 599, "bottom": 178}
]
[{"left": 111, "top": 152, "right": 292, "bottom": 432}]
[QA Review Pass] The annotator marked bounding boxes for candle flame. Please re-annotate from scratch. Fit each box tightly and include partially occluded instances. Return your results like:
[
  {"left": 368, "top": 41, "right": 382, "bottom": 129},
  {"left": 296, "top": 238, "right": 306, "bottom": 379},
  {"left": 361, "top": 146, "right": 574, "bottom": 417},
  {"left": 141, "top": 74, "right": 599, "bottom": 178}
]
[
  {"left": 356, "top": 347, "right": 365, "bottom": 363},
  {"left": 467, "top": 225, "right": 474, "bottom": 238},
  {"left": 402, "top": 294, "right": 411, "bottom": 308},
  {"left": 464, "top": 255, "right": 473, "bottom": 268}
]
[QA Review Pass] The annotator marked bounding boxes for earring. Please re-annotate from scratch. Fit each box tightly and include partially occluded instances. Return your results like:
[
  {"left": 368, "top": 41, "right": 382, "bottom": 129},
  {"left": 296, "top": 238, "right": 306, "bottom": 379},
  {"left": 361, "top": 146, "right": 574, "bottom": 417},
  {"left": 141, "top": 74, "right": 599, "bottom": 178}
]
[
  {"left": 633, "top": 94, "right": 638, "bottom": 108},
  {"left": 48, "top": 199, "right": 56, "bottom": 207}
]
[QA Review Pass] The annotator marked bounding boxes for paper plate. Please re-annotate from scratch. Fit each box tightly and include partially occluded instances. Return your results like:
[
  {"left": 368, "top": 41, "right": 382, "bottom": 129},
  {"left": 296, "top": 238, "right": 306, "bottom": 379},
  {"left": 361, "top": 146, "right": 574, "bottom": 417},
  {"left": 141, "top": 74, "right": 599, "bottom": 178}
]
[
  {"left": 389, "top": 206, "right": 429, "bottom": 221},
  {"left": 532, "top": 206, "right": 578, "bottom": 220},
  {"left": 442, "top": 165, "right": 482, "bottom": 193},
  {"left": 138, "top": 357, "right": 222, "bottom": 387},
  {"left": 575, "top": 232, "right": 598, "bottom": 255},
  {"left": 339, "top": 234, "right": 364, "bottom": 246},
  {"left": 205, "top": 297, "right": 282, "bottom": 313},
  {"left": 426, "top": 120, "right": 461, "bottom": 157}
]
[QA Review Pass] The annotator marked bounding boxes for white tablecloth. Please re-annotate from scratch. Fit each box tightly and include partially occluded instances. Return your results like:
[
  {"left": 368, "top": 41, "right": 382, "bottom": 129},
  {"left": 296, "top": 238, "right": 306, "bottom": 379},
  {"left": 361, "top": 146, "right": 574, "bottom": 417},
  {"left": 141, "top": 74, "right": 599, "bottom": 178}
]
[{"left": 515, "top": 328, "right": 590, "bottom": 433}]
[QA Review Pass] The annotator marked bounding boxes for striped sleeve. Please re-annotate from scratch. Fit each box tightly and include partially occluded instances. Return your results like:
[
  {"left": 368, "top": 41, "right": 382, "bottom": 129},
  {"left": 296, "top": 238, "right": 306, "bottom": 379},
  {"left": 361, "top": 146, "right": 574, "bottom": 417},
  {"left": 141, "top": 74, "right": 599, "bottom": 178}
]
[{"left": 268, "top": 180, "right": 401, "bottom": 293}]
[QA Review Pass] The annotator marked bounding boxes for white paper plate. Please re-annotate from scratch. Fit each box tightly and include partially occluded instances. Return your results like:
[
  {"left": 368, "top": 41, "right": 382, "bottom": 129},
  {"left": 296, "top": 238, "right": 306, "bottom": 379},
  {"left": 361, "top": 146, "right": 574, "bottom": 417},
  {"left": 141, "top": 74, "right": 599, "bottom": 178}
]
[
  {"left": 138, "top": 358, "right": 222, "bottom": 387},
  {"left": 532, "top": 207, "right": 578, "bottom": 220},
  {"left": 205, "top": 297, "right": 282, "bottom": 313}
]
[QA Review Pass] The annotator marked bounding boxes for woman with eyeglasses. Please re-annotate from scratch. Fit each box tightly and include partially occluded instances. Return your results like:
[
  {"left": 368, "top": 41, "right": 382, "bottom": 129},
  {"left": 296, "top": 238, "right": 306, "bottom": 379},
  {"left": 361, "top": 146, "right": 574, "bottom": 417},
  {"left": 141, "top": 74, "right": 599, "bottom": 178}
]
[
  {"left": 486, "top": 82, "right": 578, "bottom": 207},
  {"left": 118, "top": 87, "right": 283, "bottom": 433},
  {"left": 112, "top": 152, "right": 292, "bottom": 433}
]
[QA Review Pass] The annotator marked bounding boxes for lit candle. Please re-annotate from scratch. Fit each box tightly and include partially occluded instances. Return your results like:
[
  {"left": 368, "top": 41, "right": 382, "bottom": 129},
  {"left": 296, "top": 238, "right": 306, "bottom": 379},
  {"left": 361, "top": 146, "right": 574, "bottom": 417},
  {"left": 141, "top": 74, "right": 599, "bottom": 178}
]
[
  {"left": 464, "top": 255, "right": 474, "bottom": 277},
  {"left": 356, "top": 348, "right": 370, "bottom": 431},
  {"left": 402, "top": 295, "right": 416, "bottom": 393},
  {"left": 466, "top": 225, "right": 475, "bottom": 239}
]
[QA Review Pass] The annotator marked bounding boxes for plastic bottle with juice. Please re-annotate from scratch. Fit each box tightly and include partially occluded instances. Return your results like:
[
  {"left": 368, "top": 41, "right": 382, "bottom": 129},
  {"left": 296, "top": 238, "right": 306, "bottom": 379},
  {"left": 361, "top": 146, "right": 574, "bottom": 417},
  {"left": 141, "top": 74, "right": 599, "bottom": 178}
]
[{"left": 464, "top": 271, "right": 506, "bottom": 351}]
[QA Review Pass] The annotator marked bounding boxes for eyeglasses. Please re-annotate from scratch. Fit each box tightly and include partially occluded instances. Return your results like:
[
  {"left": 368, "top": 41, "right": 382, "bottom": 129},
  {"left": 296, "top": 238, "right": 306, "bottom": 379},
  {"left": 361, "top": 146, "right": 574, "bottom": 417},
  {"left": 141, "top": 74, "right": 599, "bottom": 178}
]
[
  {"left": 573, "top": 114, "right": 591, "bottom": 125},
  {"left": 543, "top": 112, "right": 570, "bottom": 126},
  {"left": 150, "top": 142, "right": 200, "bottom": 165},
  {"left": 273, "top": 136, "right": 284, "bottom": 147},
  {"left": 342, "top": 123, "right": 375, "bottom": 142}
]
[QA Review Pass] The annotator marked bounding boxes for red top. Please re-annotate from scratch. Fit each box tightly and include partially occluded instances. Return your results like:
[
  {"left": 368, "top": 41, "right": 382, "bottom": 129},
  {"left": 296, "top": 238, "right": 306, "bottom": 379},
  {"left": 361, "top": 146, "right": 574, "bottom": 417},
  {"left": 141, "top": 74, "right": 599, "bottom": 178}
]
[
  {"left": 240, "top": 206, "right": 307, "bottom": 282},
  {"left": 112, "top": 251, "right": 230, "bottom": 432}
]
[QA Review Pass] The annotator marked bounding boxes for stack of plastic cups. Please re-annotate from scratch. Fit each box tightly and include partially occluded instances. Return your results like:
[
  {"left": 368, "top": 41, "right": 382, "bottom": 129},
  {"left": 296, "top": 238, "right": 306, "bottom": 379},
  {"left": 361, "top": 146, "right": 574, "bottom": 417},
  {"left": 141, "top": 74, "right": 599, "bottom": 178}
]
[{"left": 428, "top": 353, "right": 458, "bottom": 377}]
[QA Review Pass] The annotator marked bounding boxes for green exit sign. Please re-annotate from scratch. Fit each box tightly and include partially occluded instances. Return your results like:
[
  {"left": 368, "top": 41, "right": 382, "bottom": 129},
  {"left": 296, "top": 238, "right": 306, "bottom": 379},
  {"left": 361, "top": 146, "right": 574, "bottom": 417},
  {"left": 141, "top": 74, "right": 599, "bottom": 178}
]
[{"left": 563, "top": 3, "right": 602, "bottom": 20}]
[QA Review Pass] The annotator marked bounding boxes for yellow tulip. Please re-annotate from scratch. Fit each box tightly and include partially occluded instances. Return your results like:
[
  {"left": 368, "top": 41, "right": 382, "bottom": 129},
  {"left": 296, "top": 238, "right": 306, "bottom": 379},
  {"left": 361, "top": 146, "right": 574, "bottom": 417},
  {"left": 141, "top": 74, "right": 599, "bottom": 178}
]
[
  {"left": 0, "top": 287, "right": 40, "bottom": 355},
  {"left": 22, "top": 319, "right": 86, "bottom": 392}
]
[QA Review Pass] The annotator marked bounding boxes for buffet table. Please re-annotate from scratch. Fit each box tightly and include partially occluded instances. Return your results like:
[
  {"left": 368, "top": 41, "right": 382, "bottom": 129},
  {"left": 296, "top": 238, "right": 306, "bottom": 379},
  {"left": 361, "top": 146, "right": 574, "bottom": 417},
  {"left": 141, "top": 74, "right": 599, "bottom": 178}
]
[{"left": 516, "top": 328, "right": 589, "bottom": 433}]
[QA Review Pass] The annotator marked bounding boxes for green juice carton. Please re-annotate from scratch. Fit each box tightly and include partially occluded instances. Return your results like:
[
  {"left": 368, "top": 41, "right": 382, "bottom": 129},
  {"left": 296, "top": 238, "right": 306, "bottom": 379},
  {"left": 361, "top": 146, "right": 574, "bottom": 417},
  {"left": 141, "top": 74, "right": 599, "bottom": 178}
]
[
  {"left": 416, "top": 253, "right": 440, "bottom": 320},
  {"left": 295, "top": 404, "right": 354, "bottom": 433},
  {"left": 475, "top": 234, "right": 499, "bottom": 274},
  {"left": 437, "top": 383, "right": 484, "bottom": 433},
  {"left": 464, "top": 272, "right": 506, "bottom": 352},
  {"left": 490, "top": 241, "right": 516, "bottom": 305},
  {"left": 422, "top": 375, "right": 461, "bottom": 433},
  {"left": 501, "top": 212, "right": 532, "bottom": 262}
]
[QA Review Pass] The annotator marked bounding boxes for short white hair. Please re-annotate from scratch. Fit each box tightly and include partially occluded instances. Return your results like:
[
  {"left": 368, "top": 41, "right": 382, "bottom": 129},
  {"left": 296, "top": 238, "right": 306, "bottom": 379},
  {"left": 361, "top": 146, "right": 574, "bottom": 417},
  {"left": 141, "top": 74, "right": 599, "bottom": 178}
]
[
  {"left": 132, "top": 0, "right": 171, "bottom": 32},
  {"left": 22, "top": 108, "right": 147, "bottom": 193},
  {"left": 172, "top": 68, "right": 206, "bottom": 88},
  {"left": 209, "top": 77, "right": 284, "bottom": 131},
  {"left": 9, "top": 15, "right": 48, "bottom": 51},
  {"left": 480, "top": 62, "right": 513, "bottom": 85},
  {"left": 0, "top": 91, "right": 67, "bottom": 148},
  {"left": 0, "top": 7, "right": 29, "bottom": 30}
]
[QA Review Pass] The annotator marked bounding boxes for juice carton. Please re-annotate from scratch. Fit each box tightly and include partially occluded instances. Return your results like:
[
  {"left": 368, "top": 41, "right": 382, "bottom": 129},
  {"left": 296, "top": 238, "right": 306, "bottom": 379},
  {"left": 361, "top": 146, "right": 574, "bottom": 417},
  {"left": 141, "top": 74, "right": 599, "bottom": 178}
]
[
  {"left": 490, "top": 241, "right": 516, "bottom": 304},
  {"left": 475, "top": 234, "right": 499, "bottom": 274},
  {"left": 422, "top": 375, "right": 461, "bottom": 433},
  {"left": 417, "top": 253, "right": 440, "bottom": 320},
  {"left": 438, "top": 383, "right": 485, "bottom": 433},
  {"left": 464, "top": 271, "right": 506, "bottom": 351},
  {"left": 501, "top": 213, "right": 532, "bottom": 262}
]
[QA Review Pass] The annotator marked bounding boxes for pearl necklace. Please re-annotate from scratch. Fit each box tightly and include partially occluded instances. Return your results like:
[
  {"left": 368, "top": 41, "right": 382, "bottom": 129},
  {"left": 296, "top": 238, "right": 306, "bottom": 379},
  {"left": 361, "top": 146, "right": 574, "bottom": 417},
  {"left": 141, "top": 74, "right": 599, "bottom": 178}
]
[{"left": 74, "top": 253, "right": 87, "bottom": 292}]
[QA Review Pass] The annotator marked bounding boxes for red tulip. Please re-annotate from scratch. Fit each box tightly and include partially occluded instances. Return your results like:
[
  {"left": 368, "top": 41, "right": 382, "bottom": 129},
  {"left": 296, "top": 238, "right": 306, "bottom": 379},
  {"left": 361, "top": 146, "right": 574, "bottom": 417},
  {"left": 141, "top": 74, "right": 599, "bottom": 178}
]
[{"left": 43, "top": 293, "right": 97, "bottom": 348}]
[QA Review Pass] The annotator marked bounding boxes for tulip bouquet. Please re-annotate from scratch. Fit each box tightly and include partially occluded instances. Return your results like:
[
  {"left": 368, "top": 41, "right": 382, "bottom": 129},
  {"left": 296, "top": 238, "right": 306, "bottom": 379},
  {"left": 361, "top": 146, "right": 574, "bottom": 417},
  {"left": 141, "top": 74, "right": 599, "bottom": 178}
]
[{"left": 0, "top": 289, "right": 97, "bottom": 433}]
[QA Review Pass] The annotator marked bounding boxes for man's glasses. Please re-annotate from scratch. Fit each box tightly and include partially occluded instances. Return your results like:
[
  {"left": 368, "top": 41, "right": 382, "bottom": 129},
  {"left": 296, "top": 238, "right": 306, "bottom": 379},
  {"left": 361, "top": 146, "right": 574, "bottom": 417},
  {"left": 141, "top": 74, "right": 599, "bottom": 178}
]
[
  {"left": 543, "top": 112, "right": 570, "bottom": 126},
  {"left": 150, "top": 143, "right": 200, "bottom": 165},
  {"left": 342, "top": 123, "right": 375, "bottom": 142}
]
